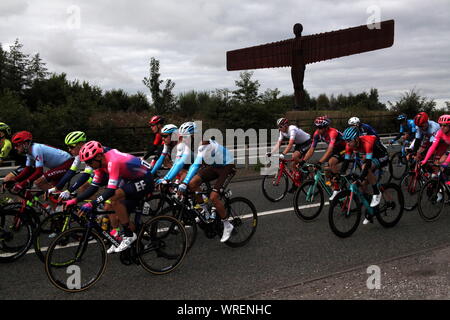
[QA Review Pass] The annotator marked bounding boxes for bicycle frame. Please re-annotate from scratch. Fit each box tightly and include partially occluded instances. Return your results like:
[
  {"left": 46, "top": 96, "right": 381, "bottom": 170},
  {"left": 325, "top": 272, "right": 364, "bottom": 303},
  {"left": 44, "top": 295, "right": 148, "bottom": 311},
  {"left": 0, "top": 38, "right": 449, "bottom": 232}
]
[{"left": 274, "top": 159, "right": 305, "bottom": 187}]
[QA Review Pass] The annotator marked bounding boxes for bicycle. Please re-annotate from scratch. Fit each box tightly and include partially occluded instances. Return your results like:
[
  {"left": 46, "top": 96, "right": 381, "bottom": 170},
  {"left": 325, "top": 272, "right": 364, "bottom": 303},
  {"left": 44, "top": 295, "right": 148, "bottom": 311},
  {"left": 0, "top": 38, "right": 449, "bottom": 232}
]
[
  {"left": 45, "top": 205, "right": 188, "bottom": 292},
  {"left": 161, "top": 169, "right": 258, "bottom": 251},
  {"left": 328, "top": 179, "right": 404, "bottom": 238},
  {"left": 262, "top": 157, "right": 309, "bottom": 202},
  {"left": 399, "top": 160, "right": 433, "bottom": 211},
  {"left": 293, "top": 164, "right": 356, "bottom": 221},
  {"left": 417, "top": 166, "right": 450, "bottom": 222},
  {"left": 388, "top": 140, "right": 413, "bottom": 181}
]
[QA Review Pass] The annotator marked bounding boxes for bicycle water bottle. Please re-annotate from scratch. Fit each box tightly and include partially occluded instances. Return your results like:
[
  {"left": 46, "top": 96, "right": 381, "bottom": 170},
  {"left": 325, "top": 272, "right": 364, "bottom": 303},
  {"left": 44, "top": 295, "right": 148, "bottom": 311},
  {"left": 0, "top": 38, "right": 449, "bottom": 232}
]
[
  {"left": 143, "top": 202, "right": 151, "bottom": 215},
  {"left": 210, "top": 207, "right": 217, "bottom": 220},
  {"left": 101, "top": 216, "right": 110, "bottom": 231}
]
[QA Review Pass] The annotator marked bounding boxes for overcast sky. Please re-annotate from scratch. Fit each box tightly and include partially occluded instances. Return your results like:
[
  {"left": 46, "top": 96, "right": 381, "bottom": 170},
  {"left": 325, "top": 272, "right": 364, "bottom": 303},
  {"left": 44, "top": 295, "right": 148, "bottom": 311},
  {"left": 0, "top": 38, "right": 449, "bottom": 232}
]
[{"left": 1, "top": 0, "right": 449, "bottom": 108}]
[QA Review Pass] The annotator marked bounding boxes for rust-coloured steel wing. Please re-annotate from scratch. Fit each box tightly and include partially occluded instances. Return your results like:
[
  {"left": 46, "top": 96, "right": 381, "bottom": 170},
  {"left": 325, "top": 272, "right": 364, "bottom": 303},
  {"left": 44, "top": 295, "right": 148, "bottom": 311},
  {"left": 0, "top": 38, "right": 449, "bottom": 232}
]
[{"left": 226, "top": 20, "right": 394, "bottom": 71}]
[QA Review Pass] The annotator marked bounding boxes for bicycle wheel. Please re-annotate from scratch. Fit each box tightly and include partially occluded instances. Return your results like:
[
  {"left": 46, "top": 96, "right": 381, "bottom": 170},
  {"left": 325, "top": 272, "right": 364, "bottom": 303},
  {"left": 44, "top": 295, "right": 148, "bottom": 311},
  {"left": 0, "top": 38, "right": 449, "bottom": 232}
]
[
  {"left": 293, "top": 180, "right": 324, "bottom": 221},
  {"left": 33, "top": 211, "right": 82, "bottom": 263},
  {"left": 399, "top": 174, "right": 424, "bottom": 211},
  {"left": 328, "top": 190, "right": 362, "bottom": 238},
  {"left": 45, "top": 227, "right": 107, "bottom": 293},
  {"left": 262, "top": 172, "right": 288, "bottom": 202},
  {"left": 160, "top": 206, "right": 197, "bottom": 252},
  {"left": 137, "top": 215, "right": 187, "bottom": 275},
  {"left": 224, "top": 197, "right": 258, "bottom": 248},
  {"left": 375, "top": 183, "right": 404, "bottom": 228},
  {"left": 417, "top": 179, "right": 446, "bottom": 222},
  {"left": 389, "top": 152, "right": 408, "bottom": 181},
  {"left": 142, "top": 193, "right": 169, "bottom": 219},
  {"left": 0, "top": 209, "right": 34, "bottom": 263}
]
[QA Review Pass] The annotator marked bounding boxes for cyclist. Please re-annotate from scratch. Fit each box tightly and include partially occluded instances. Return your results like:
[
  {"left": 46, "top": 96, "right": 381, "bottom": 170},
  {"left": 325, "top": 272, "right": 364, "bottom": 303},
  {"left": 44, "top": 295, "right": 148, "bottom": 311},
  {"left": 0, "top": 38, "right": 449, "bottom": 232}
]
[
  {"left": 0, "top": 123, "right": 27, "bottom": 188},
  {"left": 65, "top": 141, "right": 154, "bottom": 253},
  {"left": 150, "top": 124, "right": 178, "bottom": 175},
  {"left": 421, "top": 115, "right": 450, "bottom": 185},
  {"left": 340, "top": 126, "right": 389, "bottom": 224},
  {"left": 47, "top": 131, "right": 94, "bottom": 201},
  {"left": 410, "top": 112, "right": 440, "bottom": 161},
  {"left": 143, "top": 115, "right": 165, "bottom": 161},
  {"left": 389, "top": 114, "right": 416, "bottom": 147},
  {"left": 303, "top": 116, "right": 347, "bottom": 200},
  {"left": 9, "top": 131, "right": 73, "bottom": 193},
  {"left": 347, "top": 117, "right": 379, "bottom": 137},
  {"left": 267, "top": 117, "right": 311, "bottom": 192},
  {"left": 158, "top": 122, "right": 196, "bottom": 185},
  {"left": 178, "top": 135, "right": 236, "bottom": 243}
]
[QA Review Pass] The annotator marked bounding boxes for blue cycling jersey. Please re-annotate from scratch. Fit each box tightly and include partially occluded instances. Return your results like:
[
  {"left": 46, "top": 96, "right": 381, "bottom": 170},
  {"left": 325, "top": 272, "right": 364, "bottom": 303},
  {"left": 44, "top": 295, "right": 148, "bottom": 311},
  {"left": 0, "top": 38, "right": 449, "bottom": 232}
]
[
  {"left": 360, "top": 123, "right": 378, "bottom": 137},
  {"left": 399, "top": 120, "right": 416, "bottom": 135},
  {"left": 26, "top": 143, "right": 72, "bottom": 168}
]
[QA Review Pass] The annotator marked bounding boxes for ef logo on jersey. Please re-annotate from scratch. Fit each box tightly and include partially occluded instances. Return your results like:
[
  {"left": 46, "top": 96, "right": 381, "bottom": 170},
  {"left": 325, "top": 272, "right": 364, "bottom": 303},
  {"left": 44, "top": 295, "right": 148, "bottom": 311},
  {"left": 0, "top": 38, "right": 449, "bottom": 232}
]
[{"left": 135, "top": 181, "right": 146, "bottom": 192}]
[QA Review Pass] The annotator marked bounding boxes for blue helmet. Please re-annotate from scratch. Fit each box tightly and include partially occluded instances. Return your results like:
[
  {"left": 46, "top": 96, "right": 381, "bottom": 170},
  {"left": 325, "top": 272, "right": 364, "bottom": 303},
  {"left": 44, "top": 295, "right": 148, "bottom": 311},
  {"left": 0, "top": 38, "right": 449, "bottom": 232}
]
[
  {"left": 161, "top": 124, "right": 178, "bottom": 134},
  {"left": 396, "top": 114, "right": 407, "bottom": 121},
  {"left": 343, "top": 126, "right": 360, "bottom": 141}
]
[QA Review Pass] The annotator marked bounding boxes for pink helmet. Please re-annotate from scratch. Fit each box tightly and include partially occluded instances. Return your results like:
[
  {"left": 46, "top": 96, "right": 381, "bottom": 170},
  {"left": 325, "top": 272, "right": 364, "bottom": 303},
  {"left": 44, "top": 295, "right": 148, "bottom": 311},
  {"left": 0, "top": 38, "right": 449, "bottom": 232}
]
[
  {"left": 79, "top": 141, "right": 103, "bottom": 162},
  {"left": 438, "top": 114, "right": 450, "bottom": 125}
]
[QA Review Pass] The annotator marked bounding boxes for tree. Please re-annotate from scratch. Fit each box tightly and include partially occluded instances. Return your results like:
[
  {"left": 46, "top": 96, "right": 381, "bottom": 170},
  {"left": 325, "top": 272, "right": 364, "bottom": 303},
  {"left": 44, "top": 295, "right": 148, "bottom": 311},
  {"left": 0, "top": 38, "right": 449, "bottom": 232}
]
[
  {"left": 232, "top": 71, "right": 260, "bottom": 105},
  {"left": 316, "top": 93, "right": 330, "bottom": 110},
  {"left": 388, "top": 89, "right": 436, "bottom": 118},
  {"left": 3, "top": 39, "right": 31, "bottom": 93},
  {"left": 27, "top": 53, "right": 49, "bottom": 83},
  {"left": 142, "top": 57, "right": 176, "bottom": 114}
]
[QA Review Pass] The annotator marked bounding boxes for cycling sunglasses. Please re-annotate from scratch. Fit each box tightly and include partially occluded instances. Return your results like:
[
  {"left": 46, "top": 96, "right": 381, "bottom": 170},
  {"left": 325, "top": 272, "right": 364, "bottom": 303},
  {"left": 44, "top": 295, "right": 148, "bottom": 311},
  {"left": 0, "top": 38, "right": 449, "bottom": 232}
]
[
  {"left": 161, "top": 134, "right": 171, "bottom": 138},
  {"left": 440, "top": 124, "right": 449, "bottom": 127},
  {"left": 67, "top": 144, "right": 77, "bottom": 149}
]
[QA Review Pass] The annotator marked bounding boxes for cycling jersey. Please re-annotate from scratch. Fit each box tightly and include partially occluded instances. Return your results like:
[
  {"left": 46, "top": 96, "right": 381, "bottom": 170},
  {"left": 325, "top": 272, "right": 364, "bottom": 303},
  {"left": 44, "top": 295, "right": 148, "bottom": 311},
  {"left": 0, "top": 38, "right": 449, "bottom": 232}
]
[
  {"left": 422, "top": 129, "right": 450, "bottom": 164},
  {"left": 415, "top": 120, "right": 440, "bottom": 144},
  {"left": 278, "top": 125, "right": 311, "bottom": 145},
  {"left": 163, "top": 142, "right": 193, "bottom": 181},
  {"left": 92, "top": 149, "right": 151, "bottom": 189},
  {"left": 144, "top": 132, "right": 164, "bottom": 160},
  {"left": 392, "top": 119, "right": 416, "bottom": 142},
  {"left": 0, "top": 139, "right": 12, "bottom": 160},
  {"left": 182, "top": 140, "right": 234, "bottom": 185},
  {"left": 359, "top": 123, "right": 378, "bottom": 137},
  {"left": 312, "top": 127, "right": 346, "bottom": 149},
  {"left": 344, "top": 135, "right": 387, "bottom": 161},
  {"left": 54, "top": 155, "right": 94, "bottom": 192},
  {"left": 25, "top": 143, "right": 72, "bottom": 168}
]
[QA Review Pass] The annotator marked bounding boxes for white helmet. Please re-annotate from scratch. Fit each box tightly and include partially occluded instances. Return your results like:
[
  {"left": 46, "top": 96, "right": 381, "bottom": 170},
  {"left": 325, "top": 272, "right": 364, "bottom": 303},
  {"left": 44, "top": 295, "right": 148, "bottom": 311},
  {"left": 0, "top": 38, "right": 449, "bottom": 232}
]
[
  {"left": 348, "top": 117, "right": 360, "bottom": 126},
  {"left": 179, "top": 122, "right": 197, "bottom": 136},
  {"left": 161, "top": 124, "right": 178, "bottom": 135}
]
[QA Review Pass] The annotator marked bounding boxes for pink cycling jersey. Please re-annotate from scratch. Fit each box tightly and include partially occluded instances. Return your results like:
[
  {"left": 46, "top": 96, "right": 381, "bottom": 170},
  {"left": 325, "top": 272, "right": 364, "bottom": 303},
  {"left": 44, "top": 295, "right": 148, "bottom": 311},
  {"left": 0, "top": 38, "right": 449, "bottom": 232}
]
[
  {"left": 92, "top": 149, "right": 150, "bottom": 189},
  {"left": 422, "top": 129, "right": 450, "bottom": 164}
]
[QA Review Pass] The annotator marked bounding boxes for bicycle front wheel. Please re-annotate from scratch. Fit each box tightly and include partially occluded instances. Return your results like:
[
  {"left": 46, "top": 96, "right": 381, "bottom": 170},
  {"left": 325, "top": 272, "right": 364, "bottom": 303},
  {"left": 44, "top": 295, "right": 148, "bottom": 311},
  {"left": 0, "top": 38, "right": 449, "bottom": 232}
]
[
  {"left": 293, "top": 180, "right": 324, "bottom": 221},
  {"left": 0, "top": 209, "right": 34, "bottom": 263},
  {"left": 418, "top": 179, "right": 446, "bottom": 222},
  {"left": 376, "top": 183, "right": 404, "bottom": 228},
  {"left": 45, "top": 227, "right": 107, "bottom": 293},
  {"left": 224, "top": 197, "right": 258, "bottom": 248},
  {"left": 399, "top": 174, "right": 424, "bottom": 211},
  {"left": 262, "top": 172, "right": 288, "bottom": 202},
  {"left": 328, "top": 190, "right": 361, "bottom": 238},
  {"left": 137, "top": 215, "right": 187, "bottom": 275},
  {"left": 389, "top": 152, "right": 408, "bottom": 181}
]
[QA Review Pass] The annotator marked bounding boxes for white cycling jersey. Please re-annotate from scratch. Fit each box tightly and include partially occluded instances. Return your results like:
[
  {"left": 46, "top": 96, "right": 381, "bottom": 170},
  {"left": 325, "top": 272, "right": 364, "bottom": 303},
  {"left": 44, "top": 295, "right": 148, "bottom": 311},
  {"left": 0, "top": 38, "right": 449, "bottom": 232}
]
[
  {"left": 415, "top": 120, "right": 440, "bottom": 144},
  {"left": 278, "top": 125, "right": 311, "bottom": 145}
]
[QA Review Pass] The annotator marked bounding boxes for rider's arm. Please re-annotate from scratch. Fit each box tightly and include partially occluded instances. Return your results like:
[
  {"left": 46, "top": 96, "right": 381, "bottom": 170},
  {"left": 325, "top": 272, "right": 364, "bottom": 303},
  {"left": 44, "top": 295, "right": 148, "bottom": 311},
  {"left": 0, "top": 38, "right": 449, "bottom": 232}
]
[
  {"left": 422, "top": 131, "right": 442, "bottom": 163},
  {"left": 151, "top": 144, "right": 169, "bottom": 175},
  {"left": 163, "top": 144, "right": 189, "bottom": 181},
  {"left": 182, "top": 145, "right": 205, "bottom": 185},
  {"left": 54, "top": 159, "right": 81, "bottom": 191},
  {"left": 282, "top": 139, "right": 295, "bottom": 155},
  {"left": 270, "top": 140, "right": 281, "bottom": 155}
]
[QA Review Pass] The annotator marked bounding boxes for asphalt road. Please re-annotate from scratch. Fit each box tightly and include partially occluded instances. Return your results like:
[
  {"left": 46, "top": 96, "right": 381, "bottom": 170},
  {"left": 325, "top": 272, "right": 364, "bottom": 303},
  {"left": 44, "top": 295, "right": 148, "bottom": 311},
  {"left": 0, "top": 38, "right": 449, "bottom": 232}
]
[{"left": 1, "top": 165, "right": 450, "bottom": 300}]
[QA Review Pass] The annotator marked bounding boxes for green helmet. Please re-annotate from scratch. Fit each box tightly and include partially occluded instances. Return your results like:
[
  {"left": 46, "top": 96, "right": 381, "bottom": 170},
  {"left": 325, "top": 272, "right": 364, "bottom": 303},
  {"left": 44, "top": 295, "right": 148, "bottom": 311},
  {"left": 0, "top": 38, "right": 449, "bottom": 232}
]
[
  {"left": 0, "top": 122, "right": 11, "bottom": 136},
  {"left": 64, "top": 131, "right": 87, "bottom": 146}
]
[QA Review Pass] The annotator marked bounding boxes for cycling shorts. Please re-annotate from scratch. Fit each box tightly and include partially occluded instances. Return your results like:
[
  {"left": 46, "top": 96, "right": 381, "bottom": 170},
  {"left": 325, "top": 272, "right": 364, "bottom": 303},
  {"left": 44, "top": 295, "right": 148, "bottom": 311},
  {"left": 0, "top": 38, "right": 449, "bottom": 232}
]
[
  {"left": 294, "top": 139, "right": 312, "bottom": 154},
  {"left": 198, "top": 164, "right": 236, "bottom": 191},
  {"left": 120, "top": 171, "right": 154, "bottom": 201}
]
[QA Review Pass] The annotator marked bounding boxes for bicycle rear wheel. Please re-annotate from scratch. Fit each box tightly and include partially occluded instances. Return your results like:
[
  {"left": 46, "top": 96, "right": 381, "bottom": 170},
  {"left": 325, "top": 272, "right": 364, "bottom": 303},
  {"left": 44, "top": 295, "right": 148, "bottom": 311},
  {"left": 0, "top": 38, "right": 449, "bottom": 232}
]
[
  {"left": 389, "top": 152, "right": 408, "bottom": 181},
  {"left": 0, "top": 209, "right": 34, "bottom": 263},
  {"left": 418, "top": 179, "right": 446, "bottom": 222},
  {"left": 328, "top": 190, "right": 361, "bottom": 238},
  {"left": 137, "top": 215, "right": 187, "bottom": 275},
  {"left": 160, "top": 206, "right": 197, "bottom": 252},
  {"left": 224, "top": 197, "right": 258, "bottom": 248},
  {"left": 293, "top": 180, "right": 324, "bottom": 221},
  {"left": 399, "top": 174, "right": 424, "bottom": 211},
  {"left": 45, "top": 227, "right": 107, "bottom": 293},
  {"left": 262, "top": 172, "right": 288, "bottom": 202},
  {"left": 375, "top": 183, "right": 404, "bottom": 228}
]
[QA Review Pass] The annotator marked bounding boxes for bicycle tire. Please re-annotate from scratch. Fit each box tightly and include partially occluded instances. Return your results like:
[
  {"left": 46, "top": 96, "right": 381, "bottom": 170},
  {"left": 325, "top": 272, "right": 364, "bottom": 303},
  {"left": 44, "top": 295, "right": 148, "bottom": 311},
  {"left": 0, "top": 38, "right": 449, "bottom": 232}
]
[
  {"left": 399, "top": 173, "right": 424, "bottom": 211},
  {"left": 224, "top": 197, "right": 258, "bottom": 248},
  {"left": 328, "top": 190, "right": 362, "bottom": 238},
  {"left": 160, "top": 206, "right": 197, "bottom": 252},
  {"left": 293, "top": 180, "right": 324, "bottom": 221},
  {"left": 262, "top": 173, "right": 288, "bottom": 202},
  {"left": 137, "top": 215, "right": 188, "bottom": 275},
  {"left": 0, "top": 209, "right": 35, "bottom": 263},
  {"left": 45, "top": 227, "right": 107, "bottom": 293},
  {"left": 417, "top": 179, "right": 446, "bottom": 222},
  {"left": 389, "top": 151, "right": 408, "bottom": 181},
  {"left": 375, "top": 183, "right": 404, "bottom": 228}
]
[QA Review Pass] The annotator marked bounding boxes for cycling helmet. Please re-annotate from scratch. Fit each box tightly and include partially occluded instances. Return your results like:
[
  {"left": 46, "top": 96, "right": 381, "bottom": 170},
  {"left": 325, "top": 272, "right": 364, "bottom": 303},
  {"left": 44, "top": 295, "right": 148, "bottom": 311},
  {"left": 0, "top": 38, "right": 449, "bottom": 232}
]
[
  {"left": 79, "top": 141, "right": 103, "bottom": 162},
  {"left": 179, "top": 122, "right": 197, "bottom": 136},
  {"left": 414, "top": 112, "right": 429, "bottom": 127},
  {"left": 161, "top": 124, "right": 178, "bottom": 134},
  {"left": 438, "top": 114, "right": 450, "bottom": 125},
  {"left": 276, "top": 118, "right": 289, "bottom": 127},
  {"left": 12, "top": 131, "right": 32, "bottom": 144},
  {"left": 149, "top": 115, "right": 165, "bottom": 125},
  {"left": 343, "top": 126, "right": 360, "bottom": 141},
  {"left": 314, "top": 116, "right": 331, "bottom": 128},
  {"left": 64, "top": 131, "right": 87, "bottom": 146},
  {"left": 0, "top": 122, "right": 11, "bottom": 136},
  {"left": 348, "top": 117, "right": 360, "bottom": 126},
  {"left": 396, "top": 114, "right": 407, "bottom": 121}
]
